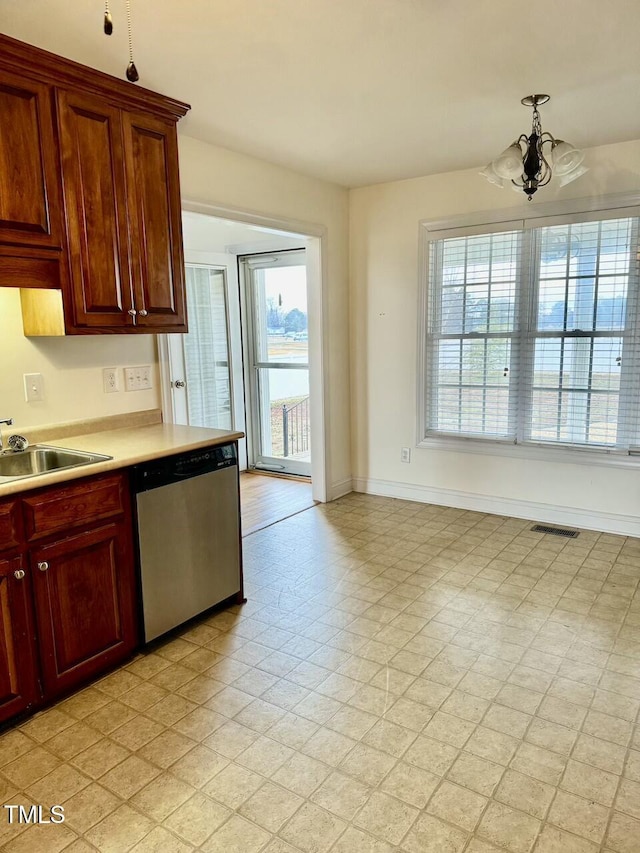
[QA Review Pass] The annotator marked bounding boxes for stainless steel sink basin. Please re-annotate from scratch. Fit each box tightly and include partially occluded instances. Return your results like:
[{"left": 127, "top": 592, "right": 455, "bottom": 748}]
[{"left": 0, "top": 445, "right": 112, "bottom": 480}]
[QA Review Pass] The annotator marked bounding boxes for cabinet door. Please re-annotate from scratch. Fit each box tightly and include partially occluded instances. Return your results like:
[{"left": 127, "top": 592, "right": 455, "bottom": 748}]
[
  {"left": 56, "top": 90, "right": 134, "bottom": 328},
  {"left": 0, "top": 71, "right": 62, "bottom": 250},
  {"left": 0, "top": 555, "right": 39, "bottom": 724},
  {"left": 123, "top": 111, "right": 187, "bottom": 330},
  {"left": 31, "top": 523, "right": 137, "bottom": 699}
]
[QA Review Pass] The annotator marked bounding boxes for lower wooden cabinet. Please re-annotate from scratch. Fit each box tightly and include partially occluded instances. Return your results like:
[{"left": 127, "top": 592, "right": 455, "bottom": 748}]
[
  {"left": 0, "top": 554, "right": 39, "bottom": 723},
  {"left": 0, "top": 472, "right": 138, "bottom": 725},
  {"left": 31, "top": 522, "right": 137, "bottom": 700}
]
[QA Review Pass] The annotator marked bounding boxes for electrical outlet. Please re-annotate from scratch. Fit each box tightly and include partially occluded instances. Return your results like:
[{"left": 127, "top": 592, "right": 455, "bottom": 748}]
[
  {"left": 24, "top": 373, "right": 45, "bottom": 403},
  {"left": 401, "top": 447, "right": 411, "bottom": 463},
  {"left": 124, "top": 365, "right": 153, "bottom": 391},
  {"left": 103, "top": 367, "right": 120, "bottom": 393}
]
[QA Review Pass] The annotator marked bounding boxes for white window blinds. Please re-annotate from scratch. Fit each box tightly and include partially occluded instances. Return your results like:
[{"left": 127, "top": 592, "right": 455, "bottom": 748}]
[{"left": 425, "top": 212, "right": 640, "bottom": 451}]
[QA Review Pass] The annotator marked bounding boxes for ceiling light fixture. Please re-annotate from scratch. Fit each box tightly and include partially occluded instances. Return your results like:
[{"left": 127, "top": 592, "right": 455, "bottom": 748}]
[{"left": 481, "top": 94, "right": 587, "bottom": 200}]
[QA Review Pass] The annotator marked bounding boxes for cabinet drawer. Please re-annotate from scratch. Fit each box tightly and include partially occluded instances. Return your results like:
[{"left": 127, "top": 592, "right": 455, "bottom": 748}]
[
  {"left": 0, "top": 499, "right": 22, "bottom": 552},
  {"left": 22, "top": 474, "right": 126, "bottom": 541}
]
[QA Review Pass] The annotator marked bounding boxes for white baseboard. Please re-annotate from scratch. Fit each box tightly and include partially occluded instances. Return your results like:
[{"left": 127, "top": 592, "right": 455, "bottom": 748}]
[
  {"left": 352, "top": 476, "right": 640, "bottom": 538},
  {"left": 328, "top": 477, "right": 353, "bottom": 501}
]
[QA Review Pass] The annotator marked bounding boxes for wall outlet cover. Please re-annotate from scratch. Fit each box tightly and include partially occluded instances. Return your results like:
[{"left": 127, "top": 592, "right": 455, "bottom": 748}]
[{"left": 103, "top": 367, "right": 120, "bottom": 393}]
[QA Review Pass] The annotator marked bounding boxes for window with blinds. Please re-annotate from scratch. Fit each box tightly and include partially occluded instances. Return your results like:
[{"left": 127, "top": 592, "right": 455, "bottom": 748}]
[{"left": 424, "top": 210, "right": 640, "bottom": 452}]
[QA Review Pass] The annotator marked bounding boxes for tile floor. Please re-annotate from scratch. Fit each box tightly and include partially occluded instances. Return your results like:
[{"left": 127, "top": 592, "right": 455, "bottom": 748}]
[{"left": 2, "top": 492, "right": 640, "bottom": 852}]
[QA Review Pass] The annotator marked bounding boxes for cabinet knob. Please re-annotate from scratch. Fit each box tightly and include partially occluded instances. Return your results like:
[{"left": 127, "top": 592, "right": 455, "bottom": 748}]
[
  {"left": 13, "top": 569, "right": 25, "bottom": 580},
  {"left": 128, "top": 309, "right": 137, "bottom": 316},
  {"left": 138, "top": 309, "right": 148, "bottom": 317},
  {"left": 38, "top": 561, "right": 49, "bottom": 572}
]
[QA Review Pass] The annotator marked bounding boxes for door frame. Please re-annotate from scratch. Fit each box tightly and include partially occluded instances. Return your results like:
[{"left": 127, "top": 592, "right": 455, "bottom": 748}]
[{"left": 160, "top": 200, "right": 329, "bottom": 503}]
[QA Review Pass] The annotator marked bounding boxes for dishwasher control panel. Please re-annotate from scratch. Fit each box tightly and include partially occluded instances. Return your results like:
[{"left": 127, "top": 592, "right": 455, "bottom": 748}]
[{"left": 132, "top": 442, "right": 237, "bottom": 492}]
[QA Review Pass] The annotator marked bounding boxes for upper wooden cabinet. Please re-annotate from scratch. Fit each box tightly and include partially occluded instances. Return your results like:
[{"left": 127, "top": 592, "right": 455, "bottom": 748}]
[{"left": 0, "top": 34, "right": 189, "bottom": 334}]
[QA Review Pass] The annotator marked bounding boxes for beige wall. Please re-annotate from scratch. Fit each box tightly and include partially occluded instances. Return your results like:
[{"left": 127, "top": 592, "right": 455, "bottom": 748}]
[
  {"left": 178, "top": 135, "right": 352, "bottom": 493},
  {"left": 0, "top": 290, "right": 160, "bottom": 429},
  {"left": 349, "top": 139, "right": 640, "bottom": 533}
]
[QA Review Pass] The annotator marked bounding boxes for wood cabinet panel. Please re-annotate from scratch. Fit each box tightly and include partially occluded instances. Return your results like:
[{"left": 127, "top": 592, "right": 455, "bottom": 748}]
[
  {"left": 22, "top": 474, "right": 125, "bottom": 542},
  {"left": 57, "top": 90, "right": 134, "bottom": 328},
  {"left": 0, "top": 499, "right": 22, "bottom": 553},
  {"left": 123, "top": 111, "right": 187, "bottom": 330},
  {"left": 0, "top": 555, "right": 39, "bottom": 724},
  {"left": 31, "top": 522, "right": 137, "bottom": 698},
  {"left": 0, "top": 70, "right": 62, "bottom": 250}
]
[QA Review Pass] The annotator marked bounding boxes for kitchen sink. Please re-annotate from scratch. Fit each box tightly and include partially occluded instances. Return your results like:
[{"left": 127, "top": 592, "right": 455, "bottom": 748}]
[{"left": 0, "top": 445, "right": 112, "bottom": 480}]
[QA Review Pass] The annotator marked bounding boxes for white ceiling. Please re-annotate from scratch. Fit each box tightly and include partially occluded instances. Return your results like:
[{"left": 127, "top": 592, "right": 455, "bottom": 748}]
[{"left": 3, "top": 0, "right": 639, "bottom": 187}]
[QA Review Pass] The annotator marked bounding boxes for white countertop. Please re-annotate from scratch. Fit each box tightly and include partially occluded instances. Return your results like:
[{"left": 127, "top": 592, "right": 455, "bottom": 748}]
[{"left": 0, "top": 423, "right": 244, "bottom": 498}]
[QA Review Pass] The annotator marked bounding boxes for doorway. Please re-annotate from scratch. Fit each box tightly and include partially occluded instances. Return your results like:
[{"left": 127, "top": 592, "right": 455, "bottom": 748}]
[
  {"left": 241, "top": 250, "right": 311, "bottom": 477},
  {"left": 160, "top": 206, "right": 328, "bottom": 503}
]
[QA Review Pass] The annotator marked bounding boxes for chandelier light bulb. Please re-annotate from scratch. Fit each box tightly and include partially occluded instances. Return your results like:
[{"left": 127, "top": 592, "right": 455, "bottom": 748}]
[
  {"left": 551, "top": 140, "right": 585, "bottom": 175},
  {"left": 479, "top": 162, "right": 505, "bottom": 187},
  {"left": 493, "top": 143, "right": 525, "bottom": 180}
]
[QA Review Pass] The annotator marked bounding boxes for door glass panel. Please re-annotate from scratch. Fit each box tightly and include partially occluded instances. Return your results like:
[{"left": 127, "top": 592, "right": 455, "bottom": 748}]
[
  {"left": 182, "top": 265, "right": 232, "bottom": 429},
  {"left": 253, "top": 265, "right": 308, "bottom": 363},
  {"left": 257, "top": 368, "right": 311, "bottom": 462}
]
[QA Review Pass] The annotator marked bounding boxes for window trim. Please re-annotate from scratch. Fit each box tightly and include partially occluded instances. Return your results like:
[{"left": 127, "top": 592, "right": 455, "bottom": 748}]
[{"left": 417, "top": 191, "right": 640, "bottom": 464}]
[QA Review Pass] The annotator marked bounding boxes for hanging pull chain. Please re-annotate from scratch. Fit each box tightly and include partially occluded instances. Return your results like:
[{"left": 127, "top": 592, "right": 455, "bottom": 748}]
[
  {"left": 104, "top": 0, "right": 113, "bottom": 35},
  {"left": 125, "top": 0, "right": 140, "bottom": 82}
]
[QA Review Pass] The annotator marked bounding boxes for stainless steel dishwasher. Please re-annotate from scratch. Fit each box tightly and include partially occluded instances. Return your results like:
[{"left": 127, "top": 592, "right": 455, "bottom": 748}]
[{"left": 132, "top": 443, "right": 242, "bottom": 643}]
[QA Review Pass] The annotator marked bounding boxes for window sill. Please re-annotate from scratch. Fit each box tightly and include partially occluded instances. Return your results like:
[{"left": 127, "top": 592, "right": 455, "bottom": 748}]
[{"left": 416, "top": 435, "right": 640, "bottom": 470}]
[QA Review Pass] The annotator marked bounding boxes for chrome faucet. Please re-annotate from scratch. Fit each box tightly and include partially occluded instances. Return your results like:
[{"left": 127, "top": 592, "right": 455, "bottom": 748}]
[{"left": 0, "top": 418, "right": 13, "bottom": 452}]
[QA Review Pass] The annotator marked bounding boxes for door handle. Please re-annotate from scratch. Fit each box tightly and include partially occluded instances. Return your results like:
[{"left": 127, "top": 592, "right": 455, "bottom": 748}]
[{"left": 173, "top": 380, "right": 186, "bottom": 388}]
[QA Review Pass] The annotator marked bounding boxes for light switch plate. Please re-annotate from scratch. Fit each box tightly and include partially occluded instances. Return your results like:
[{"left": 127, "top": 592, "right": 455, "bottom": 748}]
[{"left": 24, "top": 373, "right": 45, "bottom": 403}]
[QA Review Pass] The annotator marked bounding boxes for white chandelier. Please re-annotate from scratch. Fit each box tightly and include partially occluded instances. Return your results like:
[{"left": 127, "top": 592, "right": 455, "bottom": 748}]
[{"left": 481, "top": 94, "right": 587, "bottom": 200}]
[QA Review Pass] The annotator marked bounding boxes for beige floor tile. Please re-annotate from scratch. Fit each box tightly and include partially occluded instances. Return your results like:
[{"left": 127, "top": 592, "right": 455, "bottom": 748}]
[
  {"left": 495, "top": 769, "right": 555, "bottom": 818},
  {"left": 477, "top": 801, "right": 541, "bottom": 853},
  {"left": 272, "top": 751, "right": 332, "bottom": 797},
  {"left": 384, "top": 697, "right": 434, "bottom": 731},
  {"left": 403, "top": 734, "right": 459, "bottom": 775},
  {"left": 138, "top": 730, "right": 196, "bottom": 769},
  {"left": 560, "top": 759, "right": 619, "bottom": 807},
  {"left": 625, "top": 749, "right": 640, "bottom": 782},
  {"left": 465, "top": 725, "right": 520, "bottom": 765},
  {"left": 326, "top": 704, "right": 378, "bottom": 739},
  {"left": 525, "top": 718, "right": 577, "bottom": 757},
  {"left": 1, "top": 822, "right": 77, "bottom": 853},
  {"left": 130, "top": 774, "right": 195, "bottom": 822},
  {"left": 582, "top": 710, "right": 633, "bottom": 746},
  {"left": 301, "top": 728, "right": 355, "bottom": 766},
  {"left": 200, "top": 815, "right": 271, "bottom": 853},
  {"left": 362, "top": 718, "right": 418, "bottom": 757},
  {"left": 26, "top": 763, "right": 90, "bottom": 803},
  {"left": 441, "top": 689, "right": 490, "bottom": 722},
  {"left": 203, "top": 720, "right": 260, "bottom": 758},
  {"left": 354, "top": 789, "right": 419, "bottom": 845},
  {"left": 426, "top": 779, "right": 488, "bottom": 831},
  {"left": 496, "top": 683, "right": 544, "bottom": 715},
  {"left": 129, "top": 826, "right": 194, "bottom": 852},
  {"left": 45, "top": 721, "right": 103, "bottom": 760},
  {"left": 606, "top": 810, "right": 640, "bottom": 853},
  {"left": 466, "top": 840, "right": 505, "bottom": 853},
  {"left": 280, "top": 801, "right": 346, "bottom": 853},
  {"left": 310, "top": 770, "right": 370, "bottom": 819},
  {"left": 571, "top": 732, "right": 627, "bottom": 775},
  {"left": 110, "top": 715, "right": 165, "bottom": 750},
  {"left": 331, "top": 827, "right": 394, "bottom": 853},
  {"left": 339, "top": 741, "right": 397, "bottom": 786},
  {"left": 85, "top": 804, "right": 154, "bottom": 853},
  {"left": 422, "top": 710, "right": 476, "bottom": 748},
  {"left": 447, "top": 751, "right": 505, "bottom": 796},
  {"left": 62, "top": 781, "right": 122, "bottom": 833},
  {"left": 615, "top": 778, "right": 640, "bottom": 820},
  {"left": 268, "top": 712, "right": 319, "bottom": 749},
  {"left": 400, "top": 813, "right": 468, "bottom": 853},
  {"left": 482, "top": 704, "right": 532, "bottom": 738},
  {"left": 3, "top": 746, "right": 61, "bottom": 789},
  {"left": 381, "top": 761, "right": 439, "bottom": 808},
  {"left": 533, "top": 825, "right": 599, "bottom": 852},
  {"left": 168, "top": 743, "right": 229, "bottom": 788},
  {"left": 100, "top": 754, "right": 161, "bottom": 799},
  {"left": 202, "top": 762, "right": 263, "bottom": 808},
  {"left": 19, "top": 708, "right": 75, "bottom": 743},
  {"left": 164, "top": 791, "right": 232, "bottom": 844},
  {"left": 0, "top": 729, "right": 34, "bottom": 766},
  {"left": 547, "top": 790, "right": 609, "bottom": 844}
]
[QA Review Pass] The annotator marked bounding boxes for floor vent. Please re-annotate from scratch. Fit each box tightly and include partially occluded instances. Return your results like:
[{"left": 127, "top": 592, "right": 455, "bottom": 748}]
[{"left": 531, "top": 524, "right": 579, "bottom": 538}]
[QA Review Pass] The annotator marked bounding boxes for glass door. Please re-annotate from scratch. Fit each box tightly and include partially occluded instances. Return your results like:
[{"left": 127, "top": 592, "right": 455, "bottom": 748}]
[{"left": 243, "top": 251, "right": 311, "bottom": 477}]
